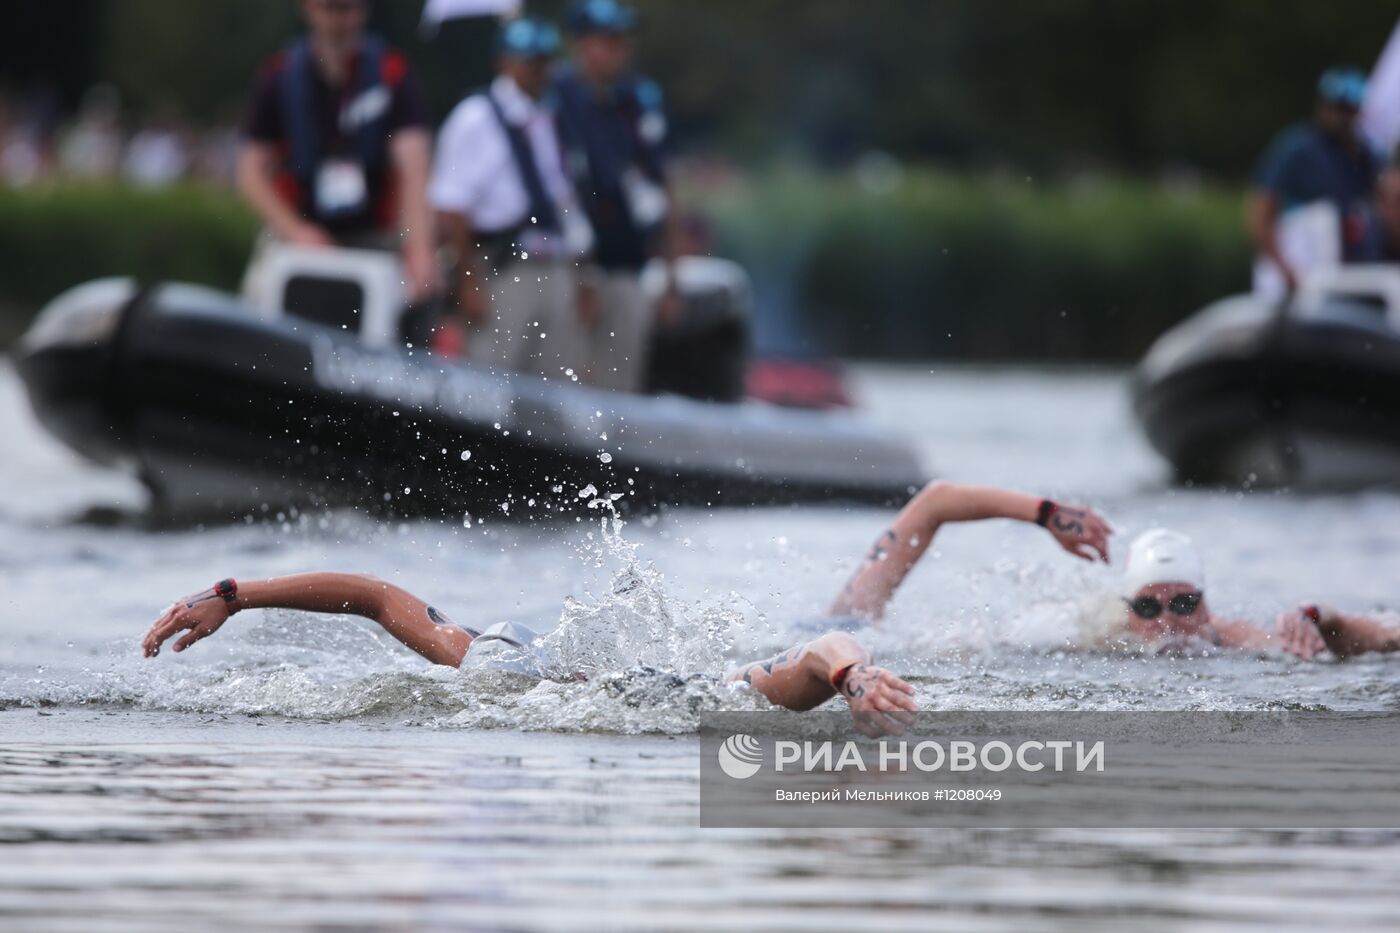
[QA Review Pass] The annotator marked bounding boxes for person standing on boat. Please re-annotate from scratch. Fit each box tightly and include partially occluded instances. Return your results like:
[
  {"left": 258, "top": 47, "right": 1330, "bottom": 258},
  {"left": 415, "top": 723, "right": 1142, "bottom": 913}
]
[
  {"left": 551, "top": 0, "right": 683, "bottom": 392},
  {"left": 237, "top": 0, "right": 438, "bottom": 301},
  {"left": 430, "top": 18, "right": 595, "bottom": 380},
  {"left": 1248, "top": 67, "right": 1381, "bottom": 298}
]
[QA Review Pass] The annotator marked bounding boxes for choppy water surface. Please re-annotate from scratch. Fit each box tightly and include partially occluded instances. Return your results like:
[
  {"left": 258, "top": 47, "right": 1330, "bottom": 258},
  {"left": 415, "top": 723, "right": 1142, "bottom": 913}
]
[{"left": 4, "top": 359, "right": 1400, "bottom": 930}]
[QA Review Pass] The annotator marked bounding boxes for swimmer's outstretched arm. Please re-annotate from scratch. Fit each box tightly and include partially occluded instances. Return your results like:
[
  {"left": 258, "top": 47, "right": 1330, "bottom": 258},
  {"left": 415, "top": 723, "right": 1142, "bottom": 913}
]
[
  {"left": 728, "top": 632, "right": 918, "bottom": 737},
  {"left": 1208, "top": 606, "right": 1400, "bottom": 660},
  {"left": 831, "top": 481, "right": 1112, "bottom": 620},
  {"left": 1307, "top": 607, "right": 1400, "bottom": 658},
  {"left": 141, "top": 574, "right": 475, "bottom": 667}
]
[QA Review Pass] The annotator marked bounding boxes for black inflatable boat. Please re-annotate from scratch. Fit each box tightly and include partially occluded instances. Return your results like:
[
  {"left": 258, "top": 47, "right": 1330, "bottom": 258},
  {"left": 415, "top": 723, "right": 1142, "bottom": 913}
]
[
  {"left": 16, "top": 277, "right": 924, "bottom": 516},
  {"left": 1132, "top": 266, "right": 1400, "bottom": 487}
]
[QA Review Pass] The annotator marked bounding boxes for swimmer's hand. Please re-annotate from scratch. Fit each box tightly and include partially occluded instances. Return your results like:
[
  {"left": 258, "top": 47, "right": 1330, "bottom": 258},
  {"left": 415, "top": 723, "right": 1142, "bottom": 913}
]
[
  {"left": 1274, "top": 607, "right": 1329, "bottom": 661},
  {"left": 1043, "top": 503, "right": 1112, "bottom": 563},
  {"left": 142, "top": 587, "right": 235, "bottom": 657},
  {"left": 840, "top": 664, "right": 919, "bottom": 738}
]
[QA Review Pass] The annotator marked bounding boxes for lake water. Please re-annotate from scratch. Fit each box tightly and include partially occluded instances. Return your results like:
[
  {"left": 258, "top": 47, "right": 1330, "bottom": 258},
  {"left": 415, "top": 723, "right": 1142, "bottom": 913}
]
[{"left": 4, "top": 358, "right": 1400, "bottom": 931}]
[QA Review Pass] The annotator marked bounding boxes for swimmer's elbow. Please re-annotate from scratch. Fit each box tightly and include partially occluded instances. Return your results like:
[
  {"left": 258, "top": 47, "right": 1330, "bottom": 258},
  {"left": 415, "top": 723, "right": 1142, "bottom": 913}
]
[
  {"left": 423, "top": 635, "right": 470, "bottom": 668},
  {"left": 915, "top": 480, "right": 954, "bottom": 508},
  {"left": 349, "top": 573, "right": 470, "bottom": 667},
  {"left": 912, "top": 479, "right": 962, "bottom": 527},
  {"left": 349, "top": 571, "right": 384, "bottom": 599},
  {"left": 344, "top": 573, "right": 401, "bottom": 622}
]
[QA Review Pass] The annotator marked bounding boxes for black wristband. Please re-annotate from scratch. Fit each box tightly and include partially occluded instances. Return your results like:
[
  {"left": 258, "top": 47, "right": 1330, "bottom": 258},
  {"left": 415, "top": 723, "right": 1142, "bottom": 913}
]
[
  {"left": 1035, "top": 499, "right": 1057, "bottom": 528},
  {"left": 214, "top": 578, "right": 238, "bottom": 605}
]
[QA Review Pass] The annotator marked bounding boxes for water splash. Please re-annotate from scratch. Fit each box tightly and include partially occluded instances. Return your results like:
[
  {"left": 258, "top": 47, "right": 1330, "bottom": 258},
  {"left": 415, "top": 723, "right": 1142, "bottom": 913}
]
[
  {"left": 0, "top": 503, "right": 766, "bottom": 732},
  {"left": 537, "top": 508, "right": 735, "bottom": 681}
]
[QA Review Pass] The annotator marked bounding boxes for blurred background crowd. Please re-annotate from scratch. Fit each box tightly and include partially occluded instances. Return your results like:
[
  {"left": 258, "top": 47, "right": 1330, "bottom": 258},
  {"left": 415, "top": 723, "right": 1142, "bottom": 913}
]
[
  {"left": 1, "top": 0, "right": 1398, "bottom": 358},
  {"left": 0, "top": 83, "right": 235, "bottom": 189}
]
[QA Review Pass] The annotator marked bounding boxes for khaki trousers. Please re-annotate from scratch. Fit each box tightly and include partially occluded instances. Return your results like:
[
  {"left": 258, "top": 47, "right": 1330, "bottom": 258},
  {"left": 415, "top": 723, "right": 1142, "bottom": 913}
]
[
  {"left": 471, "top": 260, "right": 586, "bottom": 380},
  {"left": 587, "top": 270, "right": 652, "bottom": 393}
]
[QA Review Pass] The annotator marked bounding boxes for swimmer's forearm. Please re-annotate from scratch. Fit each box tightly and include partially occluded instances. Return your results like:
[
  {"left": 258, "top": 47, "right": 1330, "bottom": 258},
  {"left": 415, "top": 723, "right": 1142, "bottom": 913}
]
[
  {"left": 231, "top": 573, "right": 389, "bottom": 617},
  {"left": 831, "top": 482, "right": 1043, "bottom": 618},
  {"left": 806, "top": 627, "right": 868, "bottom": 686},
  {"left": 1316, "top": 610, "right": 1400, "bottom": 658},
  {"left": 731, "top": 633, "right": 868, "bottom": 711},
  {"left": 1230, "top": 609, "right": 1400, "bottom": 658},
  {"left": 805, "top": 632, "right": 870, "bottom": 683},
  {"left": 910, "top": 482, "right": 1046, "bottom": 527},
  {"left": 233, "top": 573, "right": 472, "bottom": 667}
]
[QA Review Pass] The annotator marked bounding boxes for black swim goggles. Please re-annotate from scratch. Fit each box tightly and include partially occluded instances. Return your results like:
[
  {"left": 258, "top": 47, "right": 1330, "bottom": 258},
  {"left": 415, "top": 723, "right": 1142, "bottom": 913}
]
[{"left": 1124, "top": 592, "right": 1202, "bottom": 619}]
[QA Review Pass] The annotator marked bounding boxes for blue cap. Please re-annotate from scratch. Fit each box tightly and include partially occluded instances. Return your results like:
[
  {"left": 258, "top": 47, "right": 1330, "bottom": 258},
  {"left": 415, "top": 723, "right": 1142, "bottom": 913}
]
[
  {"left": 1318, "top": 67, "right": 1367, "bottom": 108},
  {"left": 566, "top": 0, "right": 638, "bottom": 35},
  {"left": 499, "top": 18, "right": 561, "bottom": 58}
]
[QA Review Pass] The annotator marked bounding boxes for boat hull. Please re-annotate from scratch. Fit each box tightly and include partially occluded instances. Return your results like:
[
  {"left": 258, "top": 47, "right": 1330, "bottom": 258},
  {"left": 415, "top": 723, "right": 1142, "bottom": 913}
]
[
  {"left": 16, "top": 280, "right": 925, "bottom": 516},
  {"left": 1132, "top": 293, "right": 1400, "bottom": 487}
]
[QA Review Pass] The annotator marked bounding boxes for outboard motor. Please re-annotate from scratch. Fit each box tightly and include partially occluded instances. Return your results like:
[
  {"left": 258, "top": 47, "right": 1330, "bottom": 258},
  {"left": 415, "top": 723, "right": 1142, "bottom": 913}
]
[
  {"left": 641, "top": 255, "right": 750, "bottom": 402},
  {"left": 241, "top": 243, "right": 418, "bottom": 347}
]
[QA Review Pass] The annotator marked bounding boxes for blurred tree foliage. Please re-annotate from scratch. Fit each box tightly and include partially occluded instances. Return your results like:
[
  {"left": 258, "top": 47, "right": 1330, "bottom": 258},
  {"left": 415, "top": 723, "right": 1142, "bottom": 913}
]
[
  {"left": 633, "top": 0, "right": 1399, "bottom": 175},
  {"left": 706, "top": 169, "right": 1248, "bottom": 359},
  {"left": 0, "top": 184, "right": 256, "bottom": 345},
  {"left": 3, "top": 0, "right": 1397, "bottom": 177},
  {"left": 0, "top": 177, "right": 1245, "bottom": 360}
]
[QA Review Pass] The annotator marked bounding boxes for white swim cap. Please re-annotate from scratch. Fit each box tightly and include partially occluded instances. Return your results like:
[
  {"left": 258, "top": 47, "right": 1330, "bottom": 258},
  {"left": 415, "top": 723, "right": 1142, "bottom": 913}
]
[
  {"left": 1122, "top": 529, "right": 1205, "bottom": 596},
  {"left": 461, "top": 621, "right": 548, "bottom": 676},
  {"left": 473, "top": 621, "right": 540, "bottom": 649}
]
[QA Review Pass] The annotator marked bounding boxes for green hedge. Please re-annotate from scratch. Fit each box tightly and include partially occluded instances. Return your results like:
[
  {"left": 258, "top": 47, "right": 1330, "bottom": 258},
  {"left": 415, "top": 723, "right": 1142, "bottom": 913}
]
[
  {"left": 0, "top": 184, "right": 256, "bottom": 346},
  {"left": 0, "top": 174, "right": 1250, "bottom": 358},
  {"left": 705, "top": 169, "right": 1251, "bottom": 360}
]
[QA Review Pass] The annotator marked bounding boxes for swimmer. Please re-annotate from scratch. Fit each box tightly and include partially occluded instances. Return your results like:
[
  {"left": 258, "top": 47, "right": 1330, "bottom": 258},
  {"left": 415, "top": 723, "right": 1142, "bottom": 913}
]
[
  {"left": 768, "top": 486, "right": 1398, "bottom": 665},
  {"left": 1111, "top": 528, "right": 1400, "bottom": 660},
  {"left": 140, "top": 481, "right": 1112, "bottom": 736},
  {"left": 768, "top": 483, "right": 1398, "bottom": 664}
]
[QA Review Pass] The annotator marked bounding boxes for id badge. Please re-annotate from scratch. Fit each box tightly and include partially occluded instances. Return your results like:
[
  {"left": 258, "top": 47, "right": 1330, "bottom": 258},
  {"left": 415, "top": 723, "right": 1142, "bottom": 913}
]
[{"left": 314, "top": 159, "right": 368, "bottom": 217}]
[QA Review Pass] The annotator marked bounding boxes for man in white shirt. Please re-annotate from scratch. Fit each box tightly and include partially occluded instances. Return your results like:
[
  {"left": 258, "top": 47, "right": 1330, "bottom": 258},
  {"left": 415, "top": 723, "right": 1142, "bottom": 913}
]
[{"left": 429, "top": 18, "right": 594, "bottom": 379}]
